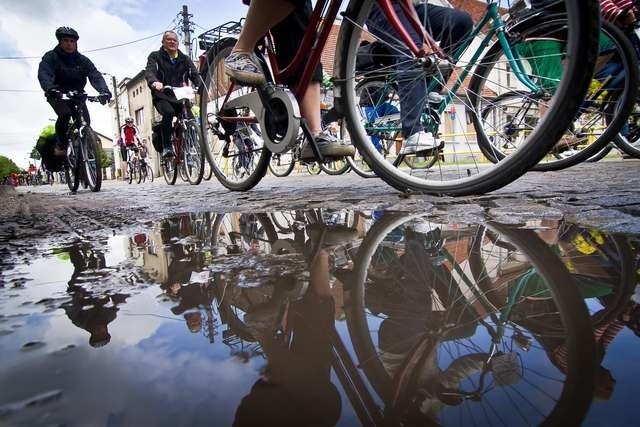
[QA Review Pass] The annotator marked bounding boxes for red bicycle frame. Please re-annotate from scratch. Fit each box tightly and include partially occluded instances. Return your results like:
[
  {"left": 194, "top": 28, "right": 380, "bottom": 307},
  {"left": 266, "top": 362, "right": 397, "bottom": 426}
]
[{"left": 263, "top": 0, "right": 443, "bottom": 101}]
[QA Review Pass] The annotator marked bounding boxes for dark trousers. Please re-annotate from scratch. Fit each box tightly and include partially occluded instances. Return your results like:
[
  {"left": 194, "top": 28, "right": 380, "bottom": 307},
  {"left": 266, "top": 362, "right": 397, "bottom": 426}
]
[
  {"left": 47, "top": 98, "right": 90, "bottom": 145},
  {"left": 153, "top": 98, "right": 183, "bottom": 150},
  {"left": 368, "top": 4, "right": 473, "bottom": 137}
]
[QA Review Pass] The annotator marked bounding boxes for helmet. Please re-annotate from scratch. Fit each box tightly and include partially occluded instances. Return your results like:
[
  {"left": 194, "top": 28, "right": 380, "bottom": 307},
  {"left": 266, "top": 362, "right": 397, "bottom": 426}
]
[
  {"left": 125, "top": 117, "right": 134, "bottom": 124},
  {"left": 55, "top": 26, "right": 79, "bottom": 41}
]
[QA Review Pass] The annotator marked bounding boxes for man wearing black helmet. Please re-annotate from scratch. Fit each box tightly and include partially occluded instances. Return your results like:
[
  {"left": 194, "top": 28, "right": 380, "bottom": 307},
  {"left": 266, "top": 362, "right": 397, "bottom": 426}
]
[{"left": 38, "top": 27, "right": 112, "bottom": 156}]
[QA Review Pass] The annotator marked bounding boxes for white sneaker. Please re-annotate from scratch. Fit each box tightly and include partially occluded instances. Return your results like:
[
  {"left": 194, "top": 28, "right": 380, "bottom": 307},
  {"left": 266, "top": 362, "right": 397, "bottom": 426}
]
[{"left": 400, "top": 131, "right": 437, "bottom": 154}]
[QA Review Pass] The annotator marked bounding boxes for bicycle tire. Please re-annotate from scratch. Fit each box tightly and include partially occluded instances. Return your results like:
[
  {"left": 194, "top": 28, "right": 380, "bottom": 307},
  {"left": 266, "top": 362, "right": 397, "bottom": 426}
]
[
  {"left": 268, "top": 151, "right": 296, "bottom": 177},
  {"left": 613, "top": 133, "right": 640, "bottom": 158},
  {"left": 472, "top": 18, "right": 638, "bottom": 171},
  {"left": 345, "top": 213, "right": 596, "bottom": 425},
  {"left": 65, "top": 139, "right": 80, "bottom": 192},
  {"left": 127, "top": 162, "right": 135, "bottom": 184},
  {"left": 337, "top": 0, "right": 600, "bottom": 195},
  {"left": 199, "top": 37, "right": 271, "bottom": 191},
  {"left": 80, "top": 127, "right": 102, "bottom": 192},
  {"left": 319, "top": 157, "right": 351, "bottom": 175},
  {"left": 305, "top": 162, "right": 321, "bottom": 175},
  {"left": 146, "top": 165, "right": 154, "bottom": 182},
  {"left": 137, "top": 162, "right": 144, "bottom": 184},
  {"left": 183, "top": 121, "right": 205, "bottom": 185},
  {"left": 162, "top": 156, "right": 178, "bottom": 185},
  {"left": 586, "top": 143, "right": 614, "bottom": 162}
]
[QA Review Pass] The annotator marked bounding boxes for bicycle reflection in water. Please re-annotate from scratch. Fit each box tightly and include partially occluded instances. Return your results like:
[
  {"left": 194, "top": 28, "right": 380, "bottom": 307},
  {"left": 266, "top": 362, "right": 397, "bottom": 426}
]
[{"left": 52, "top": 210, "right": 640, "bottom": 425}]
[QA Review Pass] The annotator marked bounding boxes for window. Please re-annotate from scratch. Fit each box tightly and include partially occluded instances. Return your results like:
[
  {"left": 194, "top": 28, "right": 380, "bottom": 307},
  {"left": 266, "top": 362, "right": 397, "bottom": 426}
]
[{"left": 135, "top": 108, "right": 144, "bottom": 126}]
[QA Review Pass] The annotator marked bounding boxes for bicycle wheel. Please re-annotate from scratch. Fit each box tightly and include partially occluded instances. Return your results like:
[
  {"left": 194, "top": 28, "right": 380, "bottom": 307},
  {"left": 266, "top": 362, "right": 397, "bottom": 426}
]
[
  {"left": 199, "top": 38, "right": 271, "bottom": 191},
  {"left": 319, "top": 157, "right": 351, "bottom": 175},
  {"left": 127, "top": 162, "right": 135, "bottom": 184},
  {"left": 338, "top": 0, "right": 600, "bottom": 194},
  {"left": 65, "top": 139, "right": 80, "bottom": 192},
  {"left": 162, "top": 156, "right": 178, "bottom": 185},
  {"left": 473, "top": 19, "right": 638, "bottom": 171},
  {"left": 146, "top": 165, "right": 154, "bottom": 183},
  {"left": 183, "top": 121, "right": 205, "bottom": 185},
  {"left": 269, "top": 151, "right": 296, "bottom": 177},
  {"left": 81, "top": 127, "right": 102, "bottom": 192},
  {"left": 305, "top": 162, "right": 321, "bottom": 175},
  {"left": 345, "top": 213, "right": 596, "bottom": 425},
  {"left": 211, "top": 212, "right": 278, "bottom": 255},
  {"left": 137, "top": 162, "right": 144, "bottom": 184}
]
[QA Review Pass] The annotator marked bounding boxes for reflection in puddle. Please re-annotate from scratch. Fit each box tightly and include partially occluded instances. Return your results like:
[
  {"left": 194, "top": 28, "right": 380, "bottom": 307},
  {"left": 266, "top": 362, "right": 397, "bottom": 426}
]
[{"left": 0, "top": 211, "right": 638, "bottom": 426}]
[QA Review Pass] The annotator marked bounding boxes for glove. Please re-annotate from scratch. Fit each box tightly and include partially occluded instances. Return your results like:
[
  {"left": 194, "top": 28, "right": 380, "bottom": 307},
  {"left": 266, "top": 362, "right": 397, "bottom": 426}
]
[
  {"left": 98, "top": 92, "right": 112, "bottom": 105},
  {"left": 46, "top": 88, "right": 62, "bottom": 100}
]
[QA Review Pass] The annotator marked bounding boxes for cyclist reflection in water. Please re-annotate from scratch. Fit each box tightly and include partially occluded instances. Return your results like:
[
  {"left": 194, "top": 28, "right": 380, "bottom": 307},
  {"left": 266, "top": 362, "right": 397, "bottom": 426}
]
[
  {"left": 61, "top": 244, "right": 128, "bottom": 347},
  {"left": 368, "top": 226, "right": 490, "bottom": 423},
  {"left": 233, "top": 248, "right": 342, "bottom": 427}
]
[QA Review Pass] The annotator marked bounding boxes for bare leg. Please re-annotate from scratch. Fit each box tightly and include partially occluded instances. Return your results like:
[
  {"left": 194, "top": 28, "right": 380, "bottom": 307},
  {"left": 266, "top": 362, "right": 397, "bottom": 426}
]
[
  {"left": 233, "top": 1, "right": 295, "bottom": 53},
  {"left": 300, "top": 81, "right": 322, "bottom": 135}
]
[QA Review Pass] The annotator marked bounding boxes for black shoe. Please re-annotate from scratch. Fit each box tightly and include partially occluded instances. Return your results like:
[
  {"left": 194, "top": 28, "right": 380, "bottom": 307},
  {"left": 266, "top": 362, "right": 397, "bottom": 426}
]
[{"left": 162, "top": 148, "right": 175, "bottom": 159}]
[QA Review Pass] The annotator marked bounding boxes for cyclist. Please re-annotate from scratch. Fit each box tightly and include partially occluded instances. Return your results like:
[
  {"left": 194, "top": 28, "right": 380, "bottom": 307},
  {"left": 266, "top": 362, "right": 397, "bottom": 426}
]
[
  {"left": 223, "top": 0, "right": 355, "bottom": 161},
  {"left": 38, "top": 27, "right": 112, "bottom": 157},
  {"left": 145, "top": 30, "right": 200, "bottom": 159},
  {"left": 119, "top": 117, "right": 141, "bottom": 176},
  {"left": 365, "top": 2, "right": 473, "bottom": 154}
]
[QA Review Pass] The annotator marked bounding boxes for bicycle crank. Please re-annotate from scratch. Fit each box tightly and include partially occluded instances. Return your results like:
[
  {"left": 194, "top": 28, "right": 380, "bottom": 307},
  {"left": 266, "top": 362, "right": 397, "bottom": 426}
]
[{"left": 224, "top": 84, "right": 301, "bottom": 154}]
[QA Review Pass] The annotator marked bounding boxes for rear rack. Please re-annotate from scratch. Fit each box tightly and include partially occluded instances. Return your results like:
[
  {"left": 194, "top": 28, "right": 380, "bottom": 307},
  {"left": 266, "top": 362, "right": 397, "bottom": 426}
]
[{"left": 197, "top": 19, "right": 244, "bottom": 51}]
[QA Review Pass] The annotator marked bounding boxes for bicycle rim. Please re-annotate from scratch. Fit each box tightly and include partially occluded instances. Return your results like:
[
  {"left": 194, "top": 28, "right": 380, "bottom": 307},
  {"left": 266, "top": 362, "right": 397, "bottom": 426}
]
[
  {"left": 337, "top": 0, "right": 600, "bottom": 195},
  {"left": 268, "top": 151, "right": 296, "bottom": 177},
  {"left": 162, "top": 157, "right": 178, "bottom": 185}
]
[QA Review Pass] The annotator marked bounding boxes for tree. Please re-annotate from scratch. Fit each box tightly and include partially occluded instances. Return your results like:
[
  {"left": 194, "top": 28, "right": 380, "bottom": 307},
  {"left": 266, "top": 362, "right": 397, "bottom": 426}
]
[
  {"left": 30, "top": 147, "right": 41, "bottom": 161},
  {"left": 99, "top": 147, "right": 113, "bottom": 169},
  {"left": 0, "top": 156, "right": 22, "bottom": 179}
]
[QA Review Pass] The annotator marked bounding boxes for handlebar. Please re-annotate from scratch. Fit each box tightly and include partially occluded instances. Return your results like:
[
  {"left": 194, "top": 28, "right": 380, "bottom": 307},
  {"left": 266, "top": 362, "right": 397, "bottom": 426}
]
[{"left": 60, "top": 90, "right": 102, "bottom": 103}]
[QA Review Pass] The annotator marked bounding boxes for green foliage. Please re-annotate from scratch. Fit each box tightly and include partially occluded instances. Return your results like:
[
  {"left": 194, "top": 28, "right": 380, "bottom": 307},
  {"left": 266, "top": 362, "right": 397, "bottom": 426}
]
[
  {"left": 30, "top": 147, "right": 41, "bottom": 160},
  {"left": 99, "top": 147, "right": 113, "bottom": 169},
  {"left": 0, "top": 155, "right": 21, "bottom": 179}
]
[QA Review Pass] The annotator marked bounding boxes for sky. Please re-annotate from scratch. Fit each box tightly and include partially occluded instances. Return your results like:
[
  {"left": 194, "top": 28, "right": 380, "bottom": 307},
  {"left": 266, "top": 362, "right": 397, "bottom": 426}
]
[{"left": 0, "top": 0, "right": 247, "bottom": 168}]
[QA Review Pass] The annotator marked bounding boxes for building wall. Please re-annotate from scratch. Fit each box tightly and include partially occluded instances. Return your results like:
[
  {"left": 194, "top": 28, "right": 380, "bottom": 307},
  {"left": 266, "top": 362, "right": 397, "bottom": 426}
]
[{"left": 126, "top": 73, "right": 160, "bottom": 176}]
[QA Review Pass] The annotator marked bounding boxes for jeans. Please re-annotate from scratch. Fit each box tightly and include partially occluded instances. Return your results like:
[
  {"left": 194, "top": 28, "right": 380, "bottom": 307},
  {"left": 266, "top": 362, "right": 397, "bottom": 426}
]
[{"left": 368, "top": 3, "right": 473, "bottom": 137}]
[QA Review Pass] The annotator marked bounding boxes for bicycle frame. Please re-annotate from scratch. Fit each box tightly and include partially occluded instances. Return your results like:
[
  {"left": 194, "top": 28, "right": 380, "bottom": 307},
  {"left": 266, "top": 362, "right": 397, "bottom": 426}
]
[{"left": 362, "top": 2, "right": 544, "bottom": 136}]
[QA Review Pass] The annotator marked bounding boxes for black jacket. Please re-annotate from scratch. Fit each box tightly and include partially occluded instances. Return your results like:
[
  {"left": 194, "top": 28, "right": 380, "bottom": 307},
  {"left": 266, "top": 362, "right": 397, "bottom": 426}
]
[
  {"left": 38, "top": 46, "right": 110, "bottom": 94},
  {"left": 145, "top": 47, "right": 200, "bottom": 102}
]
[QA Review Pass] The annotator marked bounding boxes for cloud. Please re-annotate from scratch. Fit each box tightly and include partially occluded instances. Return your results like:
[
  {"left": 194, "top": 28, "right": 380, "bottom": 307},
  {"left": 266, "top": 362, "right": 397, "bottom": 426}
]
[{"left": 0, "top": 0, "right": 166, "bottom": 168}]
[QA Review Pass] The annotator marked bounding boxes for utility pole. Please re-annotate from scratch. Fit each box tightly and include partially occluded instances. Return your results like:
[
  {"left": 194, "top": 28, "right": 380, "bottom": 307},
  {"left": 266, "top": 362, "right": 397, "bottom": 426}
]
[
  {"left": 111, "top": 75, "right": 121, "bottom": 128},
  {"left": 181, "top": 5, "right": 193, "bottom": 58}
]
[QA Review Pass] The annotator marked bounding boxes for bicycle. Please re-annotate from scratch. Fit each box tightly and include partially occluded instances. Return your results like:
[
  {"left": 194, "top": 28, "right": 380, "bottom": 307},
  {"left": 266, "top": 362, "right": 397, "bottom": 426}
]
[
  {"left": 475, "top": 7, "right": 638, "bottom": 171},
  {"left": 160, "top": 86, "right": 205, "bottom": 186},
  {"left": 125, "top": 146, "right": 141, "bottom": 184},
  {"left": 61, "top": 90, "right": 103, "bottom": 192},
  {"left": 199, "top": 0, "right": 599, "bottom": 195}
]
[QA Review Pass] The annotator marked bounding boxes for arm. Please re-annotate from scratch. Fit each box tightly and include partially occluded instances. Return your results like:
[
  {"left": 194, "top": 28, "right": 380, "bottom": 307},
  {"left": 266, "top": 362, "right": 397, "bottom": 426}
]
[
  {"left": 37, "top": 52, "right": 57, "bottom": 92},
  {"left": 188, "top": 58, "right": 200, "bottom": 88},
  {"left": 82, "top": 55, "right": 111, "bottom": 95},
  {"left": 145, "top": 52, "right": 163, "bottom": 91}
]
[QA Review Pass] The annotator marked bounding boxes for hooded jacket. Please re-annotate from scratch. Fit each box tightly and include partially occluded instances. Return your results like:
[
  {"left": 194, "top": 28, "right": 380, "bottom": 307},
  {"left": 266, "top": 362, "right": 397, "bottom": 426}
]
[
  {"left": 38, "top": 45, "right": 110, "bottom": 94},
  {"left": 145, "top": 47, "right": 200, "bottom": 102}
]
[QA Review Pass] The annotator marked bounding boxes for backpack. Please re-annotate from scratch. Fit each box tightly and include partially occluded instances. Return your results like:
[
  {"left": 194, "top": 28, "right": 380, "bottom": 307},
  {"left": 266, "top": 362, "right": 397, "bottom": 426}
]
[{"left": 35, "top": 134, "right": 65, "bottom": 172}]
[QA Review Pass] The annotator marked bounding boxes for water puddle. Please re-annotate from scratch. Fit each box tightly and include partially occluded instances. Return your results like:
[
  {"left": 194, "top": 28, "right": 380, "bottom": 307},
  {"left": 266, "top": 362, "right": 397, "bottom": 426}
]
[{"left": 1, "top": 210, "right": 639, "bottom": 426}]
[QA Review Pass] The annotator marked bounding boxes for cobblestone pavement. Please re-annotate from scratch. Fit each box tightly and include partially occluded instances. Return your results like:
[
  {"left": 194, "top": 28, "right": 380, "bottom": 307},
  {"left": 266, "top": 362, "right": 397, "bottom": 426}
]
[{"left": 3, "top": 159, "right": 640, "bottom": 246}]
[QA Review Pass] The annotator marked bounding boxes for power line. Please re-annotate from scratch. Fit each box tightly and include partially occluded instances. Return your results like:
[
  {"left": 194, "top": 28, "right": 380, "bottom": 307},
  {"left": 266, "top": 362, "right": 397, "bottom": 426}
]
[
  {"left": 0, "top": 89, "right": 41, "bottom": 93},
  {"left": 0, "top": 31, "right": 167, "bottom": 61}
]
